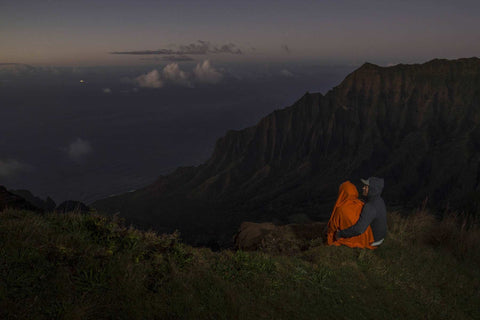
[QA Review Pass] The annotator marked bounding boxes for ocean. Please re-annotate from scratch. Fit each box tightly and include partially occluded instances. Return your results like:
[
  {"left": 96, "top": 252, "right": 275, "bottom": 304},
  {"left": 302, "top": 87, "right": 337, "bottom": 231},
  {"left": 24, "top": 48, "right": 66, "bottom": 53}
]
[{"left": 0, "top": 64, "right": 354, "bottom": 204}]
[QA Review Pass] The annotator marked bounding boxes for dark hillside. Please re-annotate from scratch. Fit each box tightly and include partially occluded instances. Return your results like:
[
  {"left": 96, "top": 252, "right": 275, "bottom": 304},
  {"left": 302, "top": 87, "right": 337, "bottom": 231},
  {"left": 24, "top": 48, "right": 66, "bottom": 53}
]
[{"left": 1, "top": 209, "right": 479, "bottom": 319}]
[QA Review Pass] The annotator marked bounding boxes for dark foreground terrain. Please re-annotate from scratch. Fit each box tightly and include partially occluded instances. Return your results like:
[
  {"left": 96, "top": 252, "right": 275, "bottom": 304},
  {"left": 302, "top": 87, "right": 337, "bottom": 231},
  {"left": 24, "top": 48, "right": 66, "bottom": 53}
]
[{"left": 1, "top": 208, "right": 479, "bottom": 319}]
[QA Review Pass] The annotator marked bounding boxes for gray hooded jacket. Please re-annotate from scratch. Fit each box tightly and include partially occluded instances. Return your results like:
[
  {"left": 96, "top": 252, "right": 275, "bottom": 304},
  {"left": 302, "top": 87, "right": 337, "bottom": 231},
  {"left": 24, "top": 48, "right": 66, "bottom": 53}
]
[{"left": 338, "top": 177, "right": 387, "bottom": 242}]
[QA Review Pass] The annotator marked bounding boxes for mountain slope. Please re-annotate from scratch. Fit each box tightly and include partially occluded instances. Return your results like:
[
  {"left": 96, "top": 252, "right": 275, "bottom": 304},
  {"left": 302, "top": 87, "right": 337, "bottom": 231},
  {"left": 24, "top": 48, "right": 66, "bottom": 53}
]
[{"left": 93, "top": 57, "right": 480, "bottom": 246}]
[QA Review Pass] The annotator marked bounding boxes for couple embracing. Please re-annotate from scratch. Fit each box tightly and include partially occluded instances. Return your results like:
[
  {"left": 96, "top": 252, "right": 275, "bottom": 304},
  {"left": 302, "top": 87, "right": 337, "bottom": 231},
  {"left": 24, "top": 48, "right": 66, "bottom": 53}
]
[{"left": 326, "top": 177, "right": 387, "bottom": 249}]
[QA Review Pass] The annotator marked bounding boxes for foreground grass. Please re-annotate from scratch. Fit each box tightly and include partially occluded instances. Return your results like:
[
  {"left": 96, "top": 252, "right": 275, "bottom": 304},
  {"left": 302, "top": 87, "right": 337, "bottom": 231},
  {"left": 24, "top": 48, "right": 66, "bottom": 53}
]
[{"left": 0, "top": 209, "right": 479, "bottom": 319}]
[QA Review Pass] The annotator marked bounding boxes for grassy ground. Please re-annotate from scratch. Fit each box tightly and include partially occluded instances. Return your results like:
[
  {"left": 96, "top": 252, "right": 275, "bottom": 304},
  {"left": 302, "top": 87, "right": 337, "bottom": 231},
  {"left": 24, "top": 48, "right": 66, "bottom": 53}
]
[{"left": 1, "top": 208, "right": 479, "bottom": 319}]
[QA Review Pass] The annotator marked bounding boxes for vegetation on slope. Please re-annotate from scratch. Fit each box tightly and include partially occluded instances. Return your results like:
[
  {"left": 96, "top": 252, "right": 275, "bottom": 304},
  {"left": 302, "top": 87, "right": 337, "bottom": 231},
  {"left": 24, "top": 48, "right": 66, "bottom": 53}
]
[{"left": 1, "top": 208, "right": 479, "bottom": 319}]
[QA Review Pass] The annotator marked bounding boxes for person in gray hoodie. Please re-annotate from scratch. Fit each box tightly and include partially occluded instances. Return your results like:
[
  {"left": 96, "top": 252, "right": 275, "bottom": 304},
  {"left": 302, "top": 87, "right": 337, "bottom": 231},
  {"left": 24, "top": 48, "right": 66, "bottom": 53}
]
[{"left": 335, "top": 177, "right": 387, "bottom": 246}]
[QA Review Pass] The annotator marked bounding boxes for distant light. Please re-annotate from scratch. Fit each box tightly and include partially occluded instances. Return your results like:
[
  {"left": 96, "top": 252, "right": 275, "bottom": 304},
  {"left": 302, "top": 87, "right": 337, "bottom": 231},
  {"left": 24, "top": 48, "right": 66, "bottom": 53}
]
[{"left": 80, "top": 80, "right": 85, "bottom": 83}]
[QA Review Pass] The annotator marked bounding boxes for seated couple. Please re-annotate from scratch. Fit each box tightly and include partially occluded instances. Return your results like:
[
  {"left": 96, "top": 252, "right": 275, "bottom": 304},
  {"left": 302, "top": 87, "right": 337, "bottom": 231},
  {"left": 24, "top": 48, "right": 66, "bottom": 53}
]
[{"left": 326, "top": 177, "right": 387, "bottom": 249}]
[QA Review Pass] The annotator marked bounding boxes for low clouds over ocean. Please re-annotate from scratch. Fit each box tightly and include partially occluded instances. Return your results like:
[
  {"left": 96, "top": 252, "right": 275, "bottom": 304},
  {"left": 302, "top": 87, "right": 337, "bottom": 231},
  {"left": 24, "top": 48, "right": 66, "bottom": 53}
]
[
  {"left": 193, "top": 60, "right": 223, "bottom": 84},
  {"left": 134, "top": 60, "right": 222, "bottom": 88},
  {"left": 162, "top": 63, "right": 191, "bottom": 87},
  {"left": 135, "top": 69, "right": 164, "bottom": 88}
]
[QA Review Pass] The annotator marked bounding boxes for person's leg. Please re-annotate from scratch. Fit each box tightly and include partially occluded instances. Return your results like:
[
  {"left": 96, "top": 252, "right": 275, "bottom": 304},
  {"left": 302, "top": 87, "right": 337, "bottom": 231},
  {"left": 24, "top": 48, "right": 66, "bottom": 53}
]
[{"left": 371, "top": 238, "right": 384, "bottom": 246}]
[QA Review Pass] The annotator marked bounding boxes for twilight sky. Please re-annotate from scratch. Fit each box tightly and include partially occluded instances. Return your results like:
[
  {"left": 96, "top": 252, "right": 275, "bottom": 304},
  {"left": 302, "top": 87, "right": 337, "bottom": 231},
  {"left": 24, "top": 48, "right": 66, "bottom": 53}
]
[
  {"left": 1, "top": 0, "right": 480, "bottom": 203},
  {"left": 1, "top": 0, "right": 479, "bottom": 66}
]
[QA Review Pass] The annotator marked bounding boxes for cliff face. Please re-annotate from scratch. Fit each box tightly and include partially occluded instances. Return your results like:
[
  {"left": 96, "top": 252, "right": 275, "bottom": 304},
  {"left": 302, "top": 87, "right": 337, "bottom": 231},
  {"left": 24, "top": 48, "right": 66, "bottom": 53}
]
[
  {"left": 160, "top": 58, "right": 480, "bottom": 207},
  {"left": 93, "top": 58, "right": 480, "bottom": 245},
  {"left": 330, "top": 59, "right": 480, "bottom": 208}
]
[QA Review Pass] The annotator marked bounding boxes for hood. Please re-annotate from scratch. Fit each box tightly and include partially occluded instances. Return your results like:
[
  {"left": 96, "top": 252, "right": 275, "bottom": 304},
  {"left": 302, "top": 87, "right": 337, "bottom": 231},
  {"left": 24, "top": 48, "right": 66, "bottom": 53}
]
[
  {"left": 332, "top": 181, "right": 360, "bottom": 209},
  {"left": 337, "top": 181, "right": 359, "bottom": 202},
  {"left": 367, "top": 177, "right": 384, "bottom": 198}
]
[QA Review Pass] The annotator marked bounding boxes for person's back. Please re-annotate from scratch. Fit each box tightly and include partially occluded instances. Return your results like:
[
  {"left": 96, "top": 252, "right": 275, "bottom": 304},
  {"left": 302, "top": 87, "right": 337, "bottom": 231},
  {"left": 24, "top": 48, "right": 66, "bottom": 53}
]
[
  {"left": 326, "top": 181, "right": 375, "bottom": 249},
  {"left": 337, "top": 177, "right": 387, "bottom": 246},
  {"left": 366, "top": 178, "right": 387, "bottom": 242}
]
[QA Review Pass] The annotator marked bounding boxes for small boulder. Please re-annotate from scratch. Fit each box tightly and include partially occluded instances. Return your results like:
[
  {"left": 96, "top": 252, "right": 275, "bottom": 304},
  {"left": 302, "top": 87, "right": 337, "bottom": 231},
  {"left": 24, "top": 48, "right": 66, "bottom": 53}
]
[{"left": 233, "top": 222, "right": 277, "bottom": 250}]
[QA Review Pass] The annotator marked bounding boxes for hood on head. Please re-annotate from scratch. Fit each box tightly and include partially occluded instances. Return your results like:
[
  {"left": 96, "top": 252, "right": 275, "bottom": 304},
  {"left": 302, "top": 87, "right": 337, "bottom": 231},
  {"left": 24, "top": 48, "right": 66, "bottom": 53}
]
[
  {"left": 333, "top": 180, "right": 360, "bottom": 210},
  {"left": 367, "top": 177, "right": 384, "bottom": 197},
  {"left": 333, "top": 181, "right": 360, "bottom": 209},
  {"left": 339, "top": 181, "right": 359, "bottom": 200}
]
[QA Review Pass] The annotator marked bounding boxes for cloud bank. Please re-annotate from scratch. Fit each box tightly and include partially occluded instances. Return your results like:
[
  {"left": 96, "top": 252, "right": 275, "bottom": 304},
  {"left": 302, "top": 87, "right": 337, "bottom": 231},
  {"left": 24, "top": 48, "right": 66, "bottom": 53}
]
[
  {"left": 111, "top": 40, "right": 242, "bottom": 56},
  {"left": 135, "top": 60, "right": 222, "bottom": 88}
]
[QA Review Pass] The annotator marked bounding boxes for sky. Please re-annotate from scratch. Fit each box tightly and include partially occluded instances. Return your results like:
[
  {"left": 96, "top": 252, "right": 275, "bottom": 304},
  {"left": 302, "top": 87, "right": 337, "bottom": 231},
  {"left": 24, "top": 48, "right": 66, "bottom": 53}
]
[
  {"left": 1, "top": 0, "right": 480, "bottom": 204},
  {"left": 1, "top": 0, "right": 479, "bottom": 66}
]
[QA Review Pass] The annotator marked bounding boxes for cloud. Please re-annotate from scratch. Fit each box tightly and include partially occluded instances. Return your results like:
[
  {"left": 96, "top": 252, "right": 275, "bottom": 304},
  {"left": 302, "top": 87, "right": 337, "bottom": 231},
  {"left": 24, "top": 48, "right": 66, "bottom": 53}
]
[
  {"left": 214, "top": 43, "right": 242, "bottom": 55},
  {"left": 193, "top": 60, "right": 223, "bottom": 84},
  {"left": 67, "top": 138, "right": 92, "bottom": 161},
  {"left": 281, "top": 44, "right": 291, "bottom": 54},
  {"left": 111, "top": 40, "right": 242, "bottom": 56},
  {"left": 0, "top": 159, "right": 29, "bottom": 177},
  {"left": 113, "top": 49, "right": 176, "bottom": 55},
  {"left": 280, "top": 69, "right": 294, "bottom": 77},
  {"left": 178, "top": 41, "right": 242, "bottom": 55},
  {"left": 140, "top": 55, "right": 195, "bottom": 62},
  {"left": 135, "top": 69, "right": 164, "bottom": 88},
  {"left": 102, "top": 88, "right": 112, "bottom": 94},
  {"left": 134, "top": 64, "right": 191, "bottom": 88},
  {"left": 0, "top": 63, "right": 36, "bottom": 77},
  {"left": 162, "top": 63, "right": 191, "bottom": 87},
  {"left": 133, "top": 60, "right": 223, "bottom": 88}
]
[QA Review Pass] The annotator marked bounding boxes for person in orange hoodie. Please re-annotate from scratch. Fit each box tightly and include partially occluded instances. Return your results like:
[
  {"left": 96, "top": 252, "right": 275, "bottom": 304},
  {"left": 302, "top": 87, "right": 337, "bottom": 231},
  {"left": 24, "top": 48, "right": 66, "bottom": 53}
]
[{"left": 325, "top": 181, "right": 375, "bottom": 249}]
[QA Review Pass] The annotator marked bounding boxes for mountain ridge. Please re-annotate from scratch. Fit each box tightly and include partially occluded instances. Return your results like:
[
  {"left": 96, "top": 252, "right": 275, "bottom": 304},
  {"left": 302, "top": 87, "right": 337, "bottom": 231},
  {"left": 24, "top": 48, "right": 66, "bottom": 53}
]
[{"left": 93, "top": 57, "right": 480, "bottom": 246}]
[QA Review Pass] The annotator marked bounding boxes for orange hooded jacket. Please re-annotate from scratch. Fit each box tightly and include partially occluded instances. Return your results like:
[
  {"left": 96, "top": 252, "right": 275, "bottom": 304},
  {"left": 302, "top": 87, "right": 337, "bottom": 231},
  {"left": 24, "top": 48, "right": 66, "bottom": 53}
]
[{"left": 326, "top": 181, "right": 375, "bottom": 249}]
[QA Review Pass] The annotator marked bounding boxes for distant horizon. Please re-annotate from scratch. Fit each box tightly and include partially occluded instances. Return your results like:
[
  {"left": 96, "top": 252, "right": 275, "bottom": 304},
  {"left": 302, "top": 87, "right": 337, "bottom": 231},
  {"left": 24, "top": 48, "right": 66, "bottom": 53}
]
[
  {"left": 1, "top": 56, "right": 479, "bottom": 70},
  {"left": 2, "top": 1, "right": 479, "bottom": 66}
]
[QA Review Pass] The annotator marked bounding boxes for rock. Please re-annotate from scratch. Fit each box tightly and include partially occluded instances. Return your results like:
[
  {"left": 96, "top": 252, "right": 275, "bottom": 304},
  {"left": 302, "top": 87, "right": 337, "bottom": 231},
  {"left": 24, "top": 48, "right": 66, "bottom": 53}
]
[
  {"left": 233, "top": 222, "right": 277, "bottom": 250},
  {"left": 233, "top": 221, "right": 328, "bottom": 253}
]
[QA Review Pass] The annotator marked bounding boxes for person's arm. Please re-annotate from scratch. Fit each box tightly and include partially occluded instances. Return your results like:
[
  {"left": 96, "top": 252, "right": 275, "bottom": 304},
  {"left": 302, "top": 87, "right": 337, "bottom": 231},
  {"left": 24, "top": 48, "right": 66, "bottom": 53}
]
[{"left": 336, "top": 204, "right": 376, "bottom": 239}]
